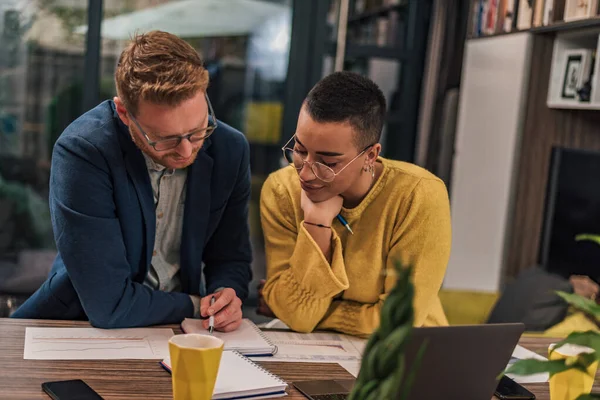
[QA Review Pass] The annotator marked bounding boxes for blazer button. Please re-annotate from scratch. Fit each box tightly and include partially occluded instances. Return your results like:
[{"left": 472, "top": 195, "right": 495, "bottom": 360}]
[
  {"left": 153, "top": 250, "right": 157, "bottom": 256},
  {"left": 157, "top": 212, "right": 164, "bottom": 219}
]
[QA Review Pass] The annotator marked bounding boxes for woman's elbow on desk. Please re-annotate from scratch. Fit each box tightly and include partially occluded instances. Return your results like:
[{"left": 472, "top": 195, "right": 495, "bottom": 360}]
[
  {"left": 280, "top": 316, "right": 321, "bottom": 333},
  {"left": 263, "top": 295, "right": 326, "bottom": 333}
]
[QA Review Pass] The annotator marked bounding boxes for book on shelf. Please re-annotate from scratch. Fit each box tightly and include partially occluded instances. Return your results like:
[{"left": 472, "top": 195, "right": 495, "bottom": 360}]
[
  {"left": 507, "top": 0, "right": 518, "bottom": 31},
  {"left": 533, "top": 0, "right": 545, "bottom": 26},
  {"left": 472, "top": 0, "right": 485, "bottom": 36},
  {"left": 542, "top": 0, "right": 555, "bottom": 25},
  {"left": 471, "top": 0, "right": 516, "bottom": 36},
  {"left": 355, "top": 0, "right": 366, "bottom": 14},
  {"left": 496, "top": 0, "right": 508, "bottom": 33},
  {"left": 517, "top": 0, "right": 533, "bottom": 30},
  {"left": 347, "top": 10, "right": 400, "bottom": 48},
  {"left": 376, "top": 17, "right": 389, "bottom": 46},
  {"left": 484, "top": 0, "right": 500, "bottom": 35},
  {"left": 564, "top": 0, "right": 599, "bottom": 21},
  {"left": 387, "top": 10, "right": 400, "bottom": 47}
]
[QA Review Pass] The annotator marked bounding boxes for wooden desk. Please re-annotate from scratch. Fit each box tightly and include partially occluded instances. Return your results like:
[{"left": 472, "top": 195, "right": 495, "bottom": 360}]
[
  {"left": 0, "top": 319, "right": 352, "bottom": 399},
  {"left": 1, "top": 319, "right": 598, "bottom": 400}
]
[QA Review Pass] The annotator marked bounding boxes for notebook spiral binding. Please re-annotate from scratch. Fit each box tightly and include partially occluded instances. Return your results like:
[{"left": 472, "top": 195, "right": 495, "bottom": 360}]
[
  {"left": 230, "top": 350, "right": 287, "bottom": 385},
  {"left": 248, "top": 322, "right": 279, "bottom": 355}
]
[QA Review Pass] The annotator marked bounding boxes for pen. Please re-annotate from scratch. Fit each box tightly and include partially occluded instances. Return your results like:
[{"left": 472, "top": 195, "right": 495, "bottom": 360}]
[
  {"left": 336, "top": 214, "right": 354, "bottom": 235},
  {"left": 208, "top": 296, "right": 215, "bottom": 334}
]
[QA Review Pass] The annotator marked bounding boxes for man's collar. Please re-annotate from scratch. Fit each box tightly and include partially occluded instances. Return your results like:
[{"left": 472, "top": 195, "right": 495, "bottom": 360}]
[{"left": 142, "top": 152, "right": 168, "bottom": 173}]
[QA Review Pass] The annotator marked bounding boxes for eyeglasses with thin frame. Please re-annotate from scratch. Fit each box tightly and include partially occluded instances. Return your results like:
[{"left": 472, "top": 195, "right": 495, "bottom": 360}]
[
  {"left": 128, "top": 94, "right": 218, "bottom": 152},
  {"left": 282, "top": 135, "right": 373, "bottom": 183}
]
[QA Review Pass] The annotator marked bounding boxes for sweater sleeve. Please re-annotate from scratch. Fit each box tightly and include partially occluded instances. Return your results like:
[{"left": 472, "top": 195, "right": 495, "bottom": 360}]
[
  {"left": 260, "top": 174, "right": 350, "bottom": 333},
  {"left": 316, "top": 178, "right": 452, "bottom": 335}
]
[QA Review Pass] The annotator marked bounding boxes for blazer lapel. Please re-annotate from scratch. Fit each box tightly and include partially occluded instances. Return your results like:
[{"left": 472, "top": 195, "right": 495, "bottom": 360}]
[
  {"left": 121, "top": 135, "right": 156, "bottom": 272},
  {"left": 180, "top": 146, "right": 214, "bottom": 295}
]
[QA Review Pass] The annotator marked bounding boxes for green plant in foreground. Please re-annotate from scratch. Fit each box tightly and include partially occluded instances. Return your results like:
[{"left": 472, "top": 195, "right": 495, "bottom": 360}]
[
  {"left": 505, "top": 233, "right": 600, "bottom": 399},
  {"left": 505, "top": 292, "right": 600, "bottom": 378},
  {"left": 348, "top": 261, "right": 426, "bottom": 400}
]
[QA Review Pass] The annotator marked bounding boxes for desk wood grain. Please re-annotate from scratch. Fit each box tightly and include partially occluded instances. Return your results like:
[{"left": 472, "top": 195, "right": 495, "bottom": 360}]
[
  {"left": 2, "top": 319, "right": 599, "bottom": 400},
  {"left": 0, "top": 319, "right": 352, "bottom": 399}
]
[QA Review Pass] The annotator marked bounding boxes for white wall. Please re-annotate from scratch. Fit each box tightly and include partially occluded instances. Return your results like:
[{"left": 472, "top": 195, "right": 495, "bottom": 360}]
[{"left": 444, "top": 33, "right": 533, "bottom": 292}]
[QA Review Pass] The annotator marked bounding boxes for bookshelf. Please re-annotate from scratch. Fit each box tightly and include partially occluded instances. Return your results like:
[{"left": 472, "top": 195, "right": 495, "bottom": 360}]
[
  {"left": 470, "top": 0, "right": 600, "bottom": 110},
  {"left": 327, "top": 42, "right": 410, "bottom": 60},
  {"left": 320, "top": 0, "right": 431, "bottom": 162},
  {"left": 347, "top": 2, "right": 407, "bottom": 24},
  {"left": 532, "top": 16, "right": 600, "bottom": 33},
  {"left": 469, "top": 0, "right": 599, "bottom": 39}
]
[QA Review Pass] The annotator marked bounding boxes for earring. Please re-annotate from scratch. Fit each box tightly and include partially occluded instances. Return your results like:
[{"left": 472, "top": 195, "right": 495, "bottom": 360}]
[{"left": 369, "top": 164, "right": 375, "bottom": 179}]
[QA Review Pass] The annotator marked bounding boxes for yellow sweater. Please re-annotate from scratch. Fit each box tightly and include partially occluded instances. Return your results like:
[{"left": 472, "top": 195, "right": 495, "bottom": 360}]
[{"left": 260, "top": 157, "right": 451, "bottom": 337}]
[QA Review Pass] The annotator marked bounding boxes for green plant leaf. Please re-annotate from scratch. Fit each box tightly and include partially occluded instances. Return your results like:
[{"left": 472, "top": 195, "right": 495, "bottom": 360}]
[
  {"left": 556, "top": 291, "right": 600, "bottom": 321},
  {"left": 575, "top": 234, "right": 600, "bottom": 246},
  {"left": 551, "top": 331, "right": 600, "bottom": 359},
  {"left": 504, "top": 358, "right": 588, "bottom": 378}
]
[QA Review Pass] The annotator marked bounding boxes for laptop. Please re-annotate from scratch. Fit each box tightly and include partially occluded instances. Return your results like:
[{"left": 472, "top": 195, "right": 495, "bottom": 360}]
[{"left": 293, "top": 323, "right": 525, "bottom": 400}]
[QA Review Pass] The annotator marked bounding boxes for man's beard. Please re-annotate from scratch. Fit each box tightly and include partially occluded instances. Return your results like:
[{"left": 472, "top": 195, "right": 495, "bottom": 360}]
[{"left": 129, "top": 127, "right": 200, "bottom": 169}]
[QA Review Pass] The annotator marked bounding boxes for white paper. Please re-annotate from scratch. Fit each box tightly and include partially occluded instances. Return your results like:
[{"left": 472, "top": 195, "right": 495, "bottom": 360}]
[
  {"left": 258, "top": 319, "right": 289, "bottom": 330},
  {"left": 182, "top": 318, "right": 275, "bottom": 355},
  {"left": 338, "top": 360, "right": 362, "bottom": 377},
  {"left": 506, "top": 344, "right": 549, "bottom": 384},
  {"left": 24, "top": 327, "right": 174, "bottom": 360},
  {"left": 251, "top": 331, "right": 365, "bottom": 363}
]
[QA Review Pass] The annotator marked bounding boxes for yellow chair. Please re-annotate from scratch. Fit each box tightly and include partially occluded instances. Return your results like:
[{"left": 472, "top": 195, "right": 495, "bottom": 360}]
[
  {"left": 543, "top": 311, "right": 599, "bottom": 337},
  {"left": 439, "top": 289, "right": 499, "bottom": 325},
  {"left": 244, "top": 101, "right": 283, "bottom": 145},
  {"left": 439, "top": 289, "right": 598, "bottom": 339}
]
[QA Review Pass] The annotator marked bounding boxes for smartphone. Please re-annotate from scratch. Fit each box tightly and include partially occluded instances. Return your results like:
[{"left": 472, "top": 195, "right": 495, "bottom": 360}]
[
  {"left": 42, "top": 379, "right": 104, "bottom": 400},
  {"left": 494, "top": 375, "right": 536, "bottom": 399}
]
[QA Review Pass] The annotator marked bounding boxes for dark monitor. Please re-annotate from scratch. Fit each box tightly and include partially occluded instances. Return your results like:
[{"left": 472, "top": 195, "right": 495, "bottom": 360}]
[{"left": 539, "top": 147, "right": 600, "bottom": 282}]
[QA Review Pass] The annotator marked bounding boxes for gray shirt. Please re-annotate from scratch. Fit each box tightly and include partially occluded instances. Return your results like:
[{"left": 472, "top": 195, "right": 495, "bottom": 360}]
[{"left": 142, "top": 153, "right": 200, "bottom": 316}]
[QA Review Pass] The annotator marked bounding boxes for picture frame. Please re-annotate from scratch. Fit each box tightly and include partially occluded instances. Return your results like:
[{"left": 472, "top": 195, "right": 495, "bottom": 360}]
[
  {"left": 561, "top": 49, "right": 593, "bottom": 100},
  {"left": 564, "top": 0, "right": 599, "bottom": 22},
  {"left": 562, "top": 54, "right": 582, "bottom": 99}
]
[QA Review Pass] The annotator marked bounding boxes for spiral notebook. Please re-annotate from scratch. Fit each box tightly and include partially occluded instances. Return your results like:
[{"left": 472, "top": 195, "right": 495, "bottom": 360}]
[
  {"left": 161, "top": 350, "right": 288, "bottom": 400},
  {"left": 181, "top": 318, "right": 277, "bottom": 356}
]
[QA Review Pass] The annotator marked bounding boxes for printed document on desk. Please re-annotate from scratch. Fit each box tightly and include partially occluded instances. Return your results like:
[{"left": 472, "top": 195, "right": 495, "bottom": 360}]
[
  {"left": 250, "top": 331, "right": 366, "bottom": 363},
  {"left": 181, "top": 318, "right": 277, "bottom": 356},
  {"left": 506, "top": 344, "right": 549, "bottom": 384},
  {"left": 24, "top": 327, "right": 174, "bottom": 360}
]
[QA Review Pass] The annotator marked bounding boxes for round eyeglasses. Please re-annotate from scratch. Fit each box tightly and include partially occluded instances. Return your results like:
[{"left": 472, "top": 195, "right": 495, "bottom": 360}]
[
  {"left": 129, "top": 93, "right": 218, "bottom": 152},
  {"left": 281, "top": 135, "right": 373, "bottom": 183}
]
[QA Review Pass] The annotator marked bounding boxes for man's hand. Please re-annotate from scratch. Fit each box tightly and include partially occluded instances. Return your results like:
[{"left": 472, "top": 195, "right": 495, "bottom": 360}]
[
  {"left": 200, "top": 288, "right": 243, "bottom": 332},
  {"left": 257, "top": 279, "right": 276, "bottom": 318},
  {"left": 300, "top": 190, "right": 343, "bottom": 226},
  {"left": 570, "top": 275, "right": 600, "bottom": 301}
]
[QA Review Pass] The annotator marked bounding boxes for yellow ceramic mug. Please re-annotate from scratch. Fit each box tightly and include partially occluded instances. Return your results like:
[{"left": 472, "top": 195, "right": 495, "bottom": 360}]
[
  {"left": 169, "top": 333, "right": 224, "bottom": 400},
  {"left": 549, "top": 343, "right": 598, "bottom": 400}
]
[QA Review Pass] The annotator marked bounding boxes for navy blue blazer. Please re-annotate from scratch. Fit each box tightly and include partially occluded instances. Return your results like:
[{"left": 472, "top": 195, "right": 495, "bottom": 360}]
[{"left": 12, "top": 101, "right": 252, "bottom": 328}]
